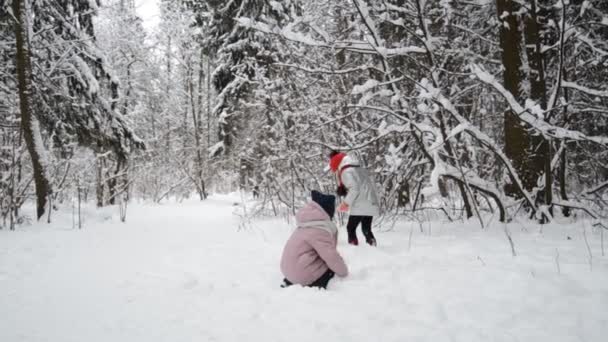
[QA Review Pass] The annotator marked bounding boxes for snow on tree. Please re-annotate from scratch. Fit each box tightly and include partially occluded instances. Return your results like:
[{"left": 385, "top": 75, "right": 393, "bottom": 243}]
[
  {"left": 0, "top": 0, "right": 143, "bottom": 220},
  {"left": 1, "top": 0, "right": 606, "bottom": 225},
  {"left": 237, "top": 0, "right": 608, "bottom": 222}
]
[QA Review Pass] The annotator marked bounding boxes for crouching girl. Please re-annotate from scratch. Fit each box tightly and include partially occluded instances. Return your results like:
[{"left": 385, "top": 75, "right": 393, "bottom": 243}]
[{"left": 280, "top": 191, "right": 348, "bottom": 289}]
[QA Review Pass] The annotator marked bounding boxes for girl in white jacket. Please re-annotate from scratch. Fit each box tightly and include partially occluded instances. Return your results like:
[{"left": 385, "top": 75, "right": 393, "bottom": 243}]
[{"left": 328, "top": 151, "right": 380, "bottom": 246}]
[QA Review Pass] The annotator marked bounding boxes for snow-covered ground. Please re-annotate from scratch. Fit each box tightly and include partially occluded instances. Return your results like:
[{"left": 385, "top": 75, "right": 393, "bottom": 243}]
[{"left": 1, "top": 194, "right": 607, "bottom": 342}]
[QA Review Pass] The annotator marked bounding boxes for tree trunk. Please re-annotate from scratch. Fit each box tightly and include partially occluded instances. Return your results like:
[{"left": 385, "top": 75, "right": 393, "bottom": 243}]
[
  {"left": 96, "top": 156, "right": 106, "bottom": 207},
  {"left": 207, "top": 57, "right": 211, "bottom": 149},
  {"left": 397, "top": 180, "right": 410, "bottom": 208},
  {"left": 108, "top": 159, "right": 120, "bottom": 205},
  {"left": 497, "top": 0, "right": 544, "bottom": 198},
  {"left": 190, "top": 51, "right": 207, "bottom": 200},
  {"left": 13, "top": 0, "right": 51, "bottom": 220},
  {"left": 560, "top": 70, "right": 570, "bottom": 217},
  {"left": 525, "top": 0, "right": 552, "bottom": 216}
]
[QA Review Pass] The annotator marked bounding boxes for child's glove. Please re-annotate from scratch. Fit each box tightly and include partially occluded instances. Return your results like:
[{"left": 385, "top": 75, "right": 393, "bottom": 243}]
[
  {"left": 336, "top": 184, "right": 348, "bottom": 197},
  {"left": 338, "top": 202, "right": 349, "bottom": 212}
]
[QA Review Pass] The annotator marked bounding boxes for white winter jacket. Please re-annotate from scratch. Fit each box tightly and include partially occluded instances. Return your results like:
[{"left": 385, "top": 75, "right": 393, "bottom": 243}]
[{"left": 339, "top": 155, "right": 380, "bottom": 216}]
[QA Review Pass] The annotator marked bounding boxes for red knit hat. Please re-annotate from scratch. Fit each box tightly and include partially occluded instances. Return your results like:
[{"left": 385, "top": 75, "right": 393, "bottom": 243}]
[{"left": 329, "top": 152, "right": 346, "bottom": 173}]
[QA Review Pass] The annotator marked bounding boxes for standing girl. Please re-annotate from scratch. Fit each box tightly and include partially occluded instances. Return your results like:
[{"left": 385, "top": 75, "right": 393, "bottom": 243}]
[{"left": 329, "top": 151, "right": 380, "bottom": 246}]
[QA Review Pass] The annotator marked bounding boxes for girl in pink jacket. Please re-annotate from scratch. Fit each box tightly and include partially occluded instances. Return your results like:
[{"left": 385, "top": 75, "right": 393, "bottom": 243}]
[{"left": 280, "top": 191, "right": 349, "bottom": 289}]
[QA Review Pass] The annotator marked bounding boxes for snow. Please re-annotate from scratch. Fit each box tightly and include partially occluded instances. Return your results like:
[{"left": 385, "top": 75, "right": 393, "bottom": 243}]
[
  {"left": 208, "top": 141, "right": 224, "bottom": 157},
  {"left": 30, "top": 115, "right": 51, "bottom": 177},
  {"left": 352, "top": 0, "right": 383, "bottom": 47},
  {"left": 429, "top": 123, "right": 468, "bottom": 151},
  {"left": 352, "top": 79, "right": 380, "bottom": 95},
  {"left": 577, "top": 34, "right": 608, "bottom": 57},
  {"left": 562, "top": 81, "right": 608, "bottom": 98},
  {"left": 421, "top": 158, "right": 446, "bottom": 197},
  {"left": 87, "top": 0, "right": 99, "bottom": 11},
  {"left": 375, "top": 46, "right": 428, "bottom": 57},
  {"left": 413, "top": 70, "right": 537, "bottom": 209},
  {"left": 269, "top": 1, "right": 284, "bottom": 13},
  {"left": 135, "top": 0, "right": 160, "bottom": 32},
  {"left": 1, "top": 194, "right": 607, "bottom": 342},
  {"left": 237, "top": 18, "right": 328, "bottom": 48},
  {"left": 580, "top": 1, "right": 591, "bottom": 17},
  {"left": 72, "top": 56, "right": 100, "bottom": 96}
]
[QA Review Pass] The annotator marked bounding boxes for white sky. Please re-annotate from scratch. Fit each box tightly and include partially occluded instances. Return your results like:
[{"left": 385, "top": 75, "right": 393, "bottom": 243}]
[{"left": 135, "top": 0, "right": 160, "bottom": 31}]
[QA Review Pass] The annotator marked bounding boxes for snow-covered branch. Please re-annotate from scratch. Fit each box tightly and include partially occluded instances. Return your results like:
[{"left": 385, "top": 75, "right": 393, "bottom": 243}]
[
  {"left": 472, "top": 65, "right": 608, "bottom": 146},
  {"left": 273, "top": 63, "right": 383, "bottom": 75},
  {"left": 561, "top": 81, "right": 608, "bottom": 98}
]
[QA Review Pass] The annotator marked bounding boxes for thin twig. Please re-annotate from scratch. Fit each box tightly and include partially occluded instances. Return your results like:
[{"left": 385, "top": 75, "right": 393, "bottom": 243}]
[
  {"left": 504, "top": 224, "right": 516, "bottom": 257},
  {"left": 408, "top": 224, "right": 413, "bottom": 251},
  {"left": 583, "top": 223, "right": 593, "bottom": 271},
  {"left": 555, "top": 248, "right": 561, "bottom": 274}
]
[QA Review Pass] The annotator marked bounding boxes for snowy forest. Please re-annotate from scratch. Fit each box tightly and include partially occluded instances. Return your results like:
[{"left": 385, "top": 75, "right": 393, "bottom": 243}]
[
  {"left": 0, "top": 0, "right": 608, "bottom": 227},
  {"left": 1, "top": 0, "right": 607, "bottom": 228},
  {"left": 1, "top": 1, "right": 608, "bottom": 341}
]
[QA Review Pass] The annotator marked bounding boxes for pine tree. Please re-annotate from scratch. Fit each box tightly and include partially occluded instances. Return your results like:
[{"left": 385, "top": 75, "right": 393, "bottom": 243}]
[
  {"left": 30, "top": 0, "right": 143, "bottom": 160},
  {"left": 2, "top": 0, "right": 144, "bottom": 216}
]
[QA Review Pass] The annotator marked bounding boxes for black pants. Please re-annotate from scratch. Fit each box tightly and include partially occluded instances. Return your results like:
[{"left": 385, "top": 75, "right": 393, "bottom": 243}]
[
  {"left": 282, "top": 269, "right": 335, "bottom": 289},
  {"left": 346, "top": 215, "right": 375, "bottom": 243}
]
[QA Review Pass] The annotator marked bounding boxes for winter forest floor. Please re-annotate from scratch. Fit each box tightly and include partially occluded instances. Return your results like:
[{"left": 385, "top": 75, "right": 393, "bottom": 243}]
[{"left": 1, "top": 194, "right": 607, "bottom": 342}]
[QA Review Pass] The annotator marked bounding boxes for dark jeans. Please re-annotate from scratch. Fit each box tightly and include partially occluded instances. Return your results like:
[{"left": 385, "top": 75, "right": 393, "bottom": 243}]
[
  {"left": 282, "top": 269, "right": 335, "bottom": 289},
  {"left": 347, "top": 215, "right": 375, "bottom": 244}
]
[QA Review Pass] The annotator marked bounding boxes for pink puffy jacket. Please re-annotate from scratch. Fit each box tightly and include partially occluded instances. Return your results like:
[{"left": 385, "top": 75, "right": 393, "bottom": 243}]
[{"left": 280, "top": 201, "right": 348, "bottom": 285}]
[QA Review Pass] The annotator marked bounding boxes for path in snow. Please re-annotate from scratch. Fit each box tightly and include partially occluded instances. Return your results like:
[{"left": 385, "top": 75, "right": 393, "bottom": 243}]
[{"left": 1, "top": 194, "right": 607, "bottom": 342}]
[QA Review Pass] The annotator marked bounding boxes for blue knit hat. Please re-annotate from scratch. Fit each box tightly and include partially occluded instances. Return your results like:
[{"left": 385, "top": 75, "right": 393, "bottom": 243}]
[{"left": 311, "top": 190, "right": 336, "bottom": 219}]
